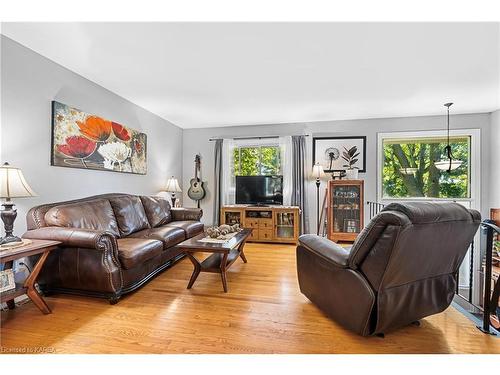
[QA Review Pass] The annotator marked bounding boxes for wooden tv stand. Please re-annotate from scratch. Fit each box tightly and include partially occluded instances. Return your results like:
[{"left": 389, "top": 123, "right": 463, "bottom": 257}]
[{"left": 221, "top": 205, "right": 300, "bottom": 244}]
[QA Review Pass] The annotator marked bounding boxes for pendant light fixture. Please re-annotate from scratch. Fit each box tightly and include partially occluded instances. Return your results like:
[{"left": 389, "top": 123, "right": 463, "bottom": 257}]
[{"left": 434, "top": 102, "right": 462, "bottom": 172}]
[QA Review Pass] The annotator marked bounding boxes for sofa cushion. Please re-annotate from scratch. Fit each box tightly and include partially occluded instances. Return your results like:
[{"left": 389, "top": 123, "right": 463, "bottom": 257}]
[
  {"left": 165, "top": 221, "right": 204, "bottom": 237},
  {"left": 109, "top": 196, "right": 150, "bottom": 236},
  {"left": 140, "top": 196, "right": 172, "bottom": 227},
  {"left": 128, "top": 226, "right": 186, "bottom": 249},
  {"left": 117, "top": 238, "right": 163, "bottom": 269},
  {"left": 44, "top": 198, "right": 120, "bottom": 237}
]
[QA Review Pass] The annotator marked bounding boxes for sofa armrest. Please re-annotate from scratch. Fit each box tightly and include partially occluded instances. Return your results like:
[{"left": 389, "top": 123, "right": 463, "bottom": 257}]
[
  {"left": 171, "top": 207, "right": 203, "bottom": 221},
  {"left": 298, "top": 234, "right": 351, "bottom": 268},
  {"left": 23, "top": 226, "right": 117, "bottom": 251},
  {"left": 23, "top": 226, "right": 123, "bottom": 296}
]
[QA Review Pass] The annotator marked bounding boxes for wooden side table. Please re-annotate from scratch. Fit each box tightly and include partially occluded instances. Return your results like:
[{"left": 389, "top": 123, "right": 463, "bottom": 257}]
[{"left": 1, "top": 239, "right": 60, "bottom": 314}]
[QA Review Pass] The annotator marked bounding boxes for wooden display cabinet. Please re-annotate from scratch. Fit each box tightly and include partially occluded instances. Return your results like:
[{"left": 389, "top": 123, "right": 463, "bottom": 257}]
[
  {"left": 327, "top": 180, "right": 364, "bottom": 242},
  {"left": 221, "top": 205, "right": 300, "bottom": 244}
]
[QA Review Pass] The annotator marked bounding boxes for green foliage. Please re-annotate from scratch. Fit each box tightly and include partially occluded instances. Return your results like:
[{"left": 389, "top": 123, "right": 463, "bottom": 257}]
[
  {"left": 233, "top": 146, "right": 281, "bottom": 176},
  {"left": 382, "top": 138, "right": 469, "bottom": 198}
]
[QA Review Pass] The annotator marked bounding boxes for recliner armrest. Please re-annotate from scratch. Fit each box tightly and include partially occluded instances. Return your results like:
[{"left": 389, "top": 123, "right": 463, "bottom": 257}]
[
  {"left": 297, "top": 234, "right": 351, "bottom": 268},
  {"left": 171, "top": 207, "right": 203, "bottom": 221}
]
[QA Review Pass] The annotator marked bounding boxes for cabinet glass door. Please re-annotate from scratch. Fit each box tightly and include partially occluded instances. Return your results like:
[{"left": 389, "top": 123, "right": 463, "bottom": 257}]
[
  {"left": 331, "top": 185, "right": 361, "bottom": 234},
  {"left": 224, "top": 211, "right": 242, "bottom": 225},
  {"left": 275, "top": 211, "right": 295, "bottom": 239}
]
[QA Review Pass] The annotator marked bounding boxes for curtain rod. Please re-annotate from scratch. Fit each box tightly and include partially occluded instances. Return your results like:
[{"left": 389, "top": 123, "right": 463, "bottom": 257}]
[{"left": 209, "top": 134, "right": 309, "bottom": 141}]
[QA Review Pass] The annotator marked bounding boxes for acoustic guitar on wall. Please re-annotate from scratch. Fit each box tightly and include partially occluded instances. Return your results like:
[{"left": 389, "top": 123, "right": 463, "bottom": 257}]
[{"left": 187, "top": 154, "right": 206, "bottom": 205}]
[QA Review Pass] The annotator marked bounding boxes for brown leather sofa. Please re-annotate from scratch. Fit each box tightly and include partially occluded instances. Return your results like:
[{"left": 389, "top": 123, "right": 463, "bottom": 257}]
[
  {"left": 23, "top": 193, "right": 203, "bottom": 304},
  {"left": 296, "top": 202, "right": 481, "bottom": 336}
]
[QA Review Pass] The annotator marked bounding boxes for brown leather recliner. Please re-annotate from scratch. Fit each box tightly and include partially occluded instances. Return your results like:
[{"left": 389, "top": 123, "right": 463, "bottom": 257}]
[
  {"left": 23, "top": 193, "right": 204, "bottom": 304},
  {"left": 296, "top": 202, "right": 481, "bottom": 336}
]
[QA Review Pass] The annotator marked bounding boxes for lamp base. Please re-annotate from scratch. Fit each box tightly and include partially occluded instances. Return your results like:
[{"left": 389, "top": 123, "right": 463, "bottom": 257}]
[
  {"left": 0, "top": 234, "right": 23, "bottom": 246},
  {"left": 1, "top": 201, "right": 22, "bottom": 245}
]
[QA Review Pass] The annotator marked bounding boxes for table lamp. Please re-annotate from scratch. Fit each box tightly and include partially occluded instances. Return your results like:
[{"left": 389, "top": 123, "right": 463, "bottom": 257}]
[
  {"left": 0, "top": 162, "right": 37, "bottom": 245},
  {"left": 312, "top": 162, "right": 326, "bottom": 235},
  {"left": 165, "top": 176, "right": 182, "bottom": 207}
]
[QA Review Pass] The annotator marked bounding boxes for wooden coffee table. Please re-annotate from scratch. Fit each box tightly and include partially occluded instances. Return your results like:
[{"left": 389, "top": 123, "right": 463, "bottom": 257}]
[{"left": 176, "top": 228, "right": 252, "bottom": 292}]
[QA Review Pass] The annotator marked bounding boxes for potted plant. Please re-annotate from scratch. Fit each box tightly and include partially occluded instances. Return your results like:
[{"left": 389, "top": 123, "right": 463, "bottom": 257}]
[{"left": 342, "top": 146, "right": 360, "bottom": 179}]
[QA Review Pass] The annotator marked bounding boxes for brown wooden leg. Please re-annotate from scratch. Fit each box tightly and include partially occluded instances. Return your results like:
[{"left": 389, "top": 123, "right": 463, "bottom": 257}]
[
  {"left": 220, "top": 272, "right": 228, "bottom": 293},
  {"left": 26, "top": 288, "right": 51, "bottom": 314},
  {"left": 238, "top": 240, "right": 248, "bottom": 263},
  {"left": 6, "top": 299, "right": 16, "bottom": 309},
  {"left": 4, "top": 261, "right": 16, "bottom": 309},
  {"left": 220, "top": 252, "right": 229, "bottom": 293},
  {"left": 186, "top": 252, "right": 201, "bottom": 289},
  {"left": 23, "top": 251, "right": 51, "bottom": 314}
]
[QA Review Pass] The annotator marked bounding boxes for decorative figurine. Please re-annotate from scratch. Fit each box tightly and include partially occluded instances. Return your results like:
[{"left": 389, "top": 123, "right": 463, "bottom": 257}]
[
  {"left": 231, "top": 224, "right": 242, "bottom": 232},
  {"left": 218, "top": 224, "right": 232, "bottom": 235},
  {"left": 206, "top": 227, "right": 221, "bottom": 238},
  {"left": 205, "top": 224, "right": 243, "bottom": 240}
]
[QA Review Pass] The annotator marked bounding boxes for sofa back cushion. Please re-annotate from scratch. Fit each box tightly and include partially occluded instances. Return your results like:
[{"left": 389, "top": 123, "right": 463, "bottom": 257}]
[
  {"left": 140, "top": 196, "right": 172, "bottom": 227},
  {"left": 109, "top": 196, "right": 150, "bottom": 236},
  {"left": 44, "top": 198, "right": 120, "bottom": 237}
]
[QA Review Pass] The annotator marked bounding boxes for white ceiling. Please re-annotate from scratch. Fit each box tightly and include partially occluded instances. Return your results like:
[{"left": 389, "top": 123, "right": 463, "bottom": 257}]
[{"left": 2, "top": 22, "right": 499, "bottom": 129}]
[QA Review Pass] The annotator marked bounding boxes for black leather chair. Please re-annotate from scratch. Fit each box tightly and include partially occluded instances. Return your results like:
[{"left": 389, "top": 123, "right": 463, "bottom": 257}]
[{"left": 296, "top": 202, "right": 481, "bottom": 336}]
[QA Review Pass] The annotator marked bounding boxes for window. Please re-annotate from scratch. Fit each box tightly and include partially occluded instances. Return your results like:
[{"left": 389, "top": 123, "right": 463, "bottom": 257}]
[
  {"left": 233, "top": 145, "right": 281, "bottom": 176},
  {"left": 381, "top": 135, "right": 471, "bottom": 199}
]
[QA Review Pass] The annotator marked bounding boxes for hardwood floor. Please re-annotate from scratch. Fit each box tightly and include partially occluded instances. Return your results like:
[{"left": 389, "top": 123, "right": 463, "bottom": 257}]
[{"left": 1, "top": 243, "right": 499, "bottom": 354}]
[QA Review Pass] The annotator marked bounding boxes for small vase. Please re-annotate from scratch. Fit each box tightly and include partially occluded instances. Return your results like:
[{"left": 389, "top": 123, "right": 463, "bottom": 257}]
[{"left": 345, "top": 169, "right": 359, "bottom": 180}]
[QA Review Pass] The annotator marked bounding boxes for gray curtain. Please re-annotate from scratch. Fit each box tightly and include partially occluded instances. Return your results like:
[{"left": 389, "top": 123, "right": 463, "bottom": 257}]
[
  {"left": 291, "top": 135, "right": 309, "bottom": 234},
  {"left": 212, "top": 139, "right": 223, "bottom": 226}
]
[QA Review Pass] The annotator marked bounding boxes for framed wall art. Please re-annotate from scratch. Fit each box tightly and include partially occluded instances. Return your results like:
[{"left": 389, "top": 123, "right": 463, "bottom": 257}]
[
  {"left": 0, "top": 269, "right": 15, "bottom": 293},
  {"left": 51, "top": 101, "right": 147, "bottom": 174},
  {"left": 312, "top": 136, "right": 366, "bottom": 173}
]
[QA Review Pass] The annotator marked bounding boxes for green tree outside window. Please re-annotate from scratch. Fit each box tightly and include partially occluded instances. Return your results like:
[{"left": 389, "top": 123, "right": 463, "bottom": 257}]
[
  {"left": 382, "top": 136, "right": 470, "bottom": 199},
  {"left": 233, "top": 146, "right": 281, "bottom": 176}
]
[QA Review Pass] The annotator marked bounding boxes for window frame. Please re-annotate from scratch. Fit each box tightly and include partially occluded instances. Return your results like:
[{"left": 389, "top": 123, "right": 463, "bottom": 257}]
[{"left": 376, "top": 129, "right": 480, "bottom": 208}]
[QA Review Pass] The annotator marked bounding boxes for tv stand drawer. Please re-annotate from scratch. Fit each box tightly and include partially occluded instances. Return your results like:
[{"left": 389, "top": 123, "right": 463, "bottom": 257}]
[
  {"left": 245, "top": 219, "right": 260, "bottom": 228},
  {"left": 260, "top": 219, "right": 273, "bottom": 229},
  {"left": 258, "top": 229, "right": 273, "bottom": 241}
]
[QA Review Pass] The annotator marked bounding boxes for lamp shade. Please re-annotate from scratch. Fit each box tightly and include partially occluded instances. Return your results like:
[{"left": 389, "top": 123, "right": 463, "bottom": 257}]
[
  {"left": 165, "top": 176, "right": 182, "bottom": 193},
  {"left": 0, "top": 162, "right": 37, "bottom": 199},
  {"left": 312, "top": 163, "right": 325, "bottom": 179}
]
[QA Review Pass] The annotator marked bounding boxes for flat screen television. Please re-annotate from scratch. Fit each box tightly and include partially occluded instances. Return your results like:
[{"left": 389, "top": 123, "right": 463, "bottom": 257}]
[{"left": 235, "top": 175, "right": 283, "bottom": 205}]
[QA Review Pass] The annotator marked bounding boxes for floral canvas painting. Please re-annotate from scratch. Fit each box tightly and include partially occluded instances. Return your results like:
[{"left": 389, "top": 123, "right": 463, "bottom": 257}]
[{"left": 51, "top": 101, "right": 147, "bottom": 174}]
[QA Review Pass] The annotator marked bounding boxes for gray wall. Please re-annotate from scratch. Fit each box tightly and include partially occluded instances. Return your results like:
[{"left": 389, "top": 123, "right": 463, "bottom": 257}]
[
  {"left": 0, "top": 36, "right": 183, "bottom": 235},
  {"left": 490, "top": 109, "right": 500, "bottom": 208},
  {"left": 182, "top": 113, "right": 492, "bottom": 230}
]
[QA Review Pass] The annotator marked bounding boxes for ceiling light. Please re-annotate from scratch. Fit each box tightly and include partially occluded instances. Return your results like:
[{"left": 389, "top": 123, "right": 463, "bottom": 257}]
[{"left": 434, "top": 102, "right": 462, "bottom": 172}]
